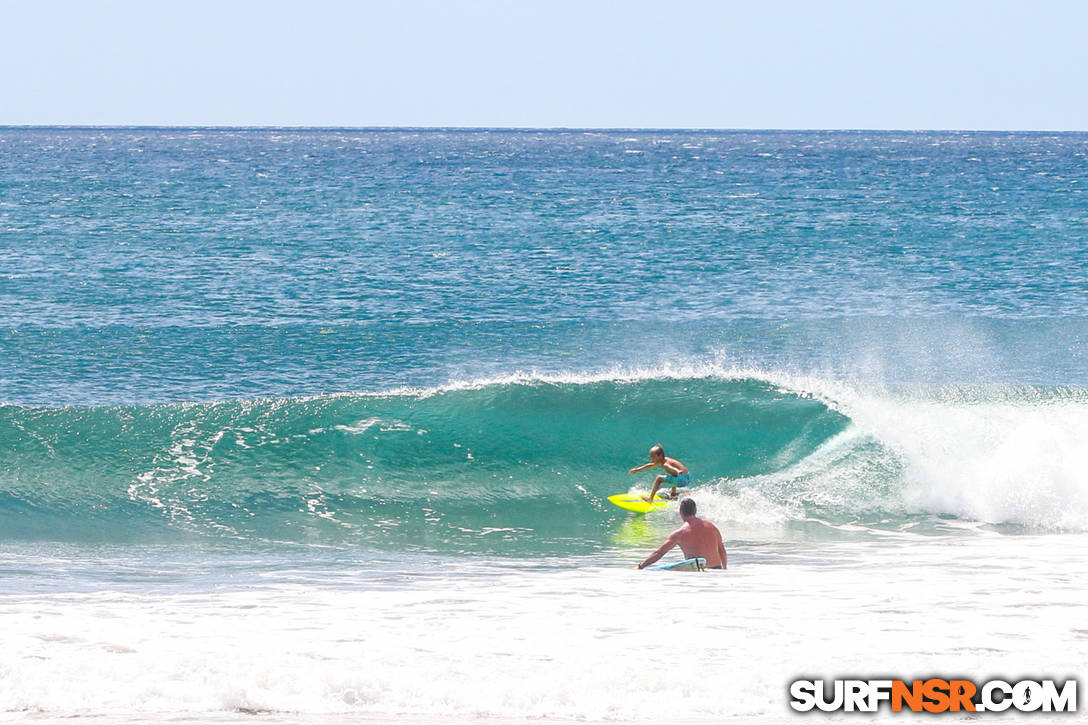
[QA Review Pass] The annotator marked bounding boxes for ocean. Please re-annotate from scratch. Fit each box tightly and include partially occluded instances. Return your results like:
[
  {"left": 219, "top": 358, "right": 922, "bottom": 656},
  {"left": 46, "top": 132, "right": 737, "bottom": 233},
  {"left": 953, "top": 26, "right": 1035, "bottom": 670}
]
[{"left": 1, "top": 128, "right": 1086, "bottom": 722}]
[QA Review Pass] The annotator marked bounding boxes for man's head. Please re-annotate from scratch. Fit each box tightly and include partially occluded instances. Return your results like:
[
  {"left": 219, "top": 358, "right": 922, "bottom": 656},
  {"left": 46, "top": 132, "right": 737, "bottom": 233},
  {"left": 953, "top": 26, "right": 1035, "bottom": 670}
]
[
  {"left": 679, "top": 497, "right": 696, "bottom": 519},
  {"left": 649, "top": 444, "right": 665, "bottom": 462}
]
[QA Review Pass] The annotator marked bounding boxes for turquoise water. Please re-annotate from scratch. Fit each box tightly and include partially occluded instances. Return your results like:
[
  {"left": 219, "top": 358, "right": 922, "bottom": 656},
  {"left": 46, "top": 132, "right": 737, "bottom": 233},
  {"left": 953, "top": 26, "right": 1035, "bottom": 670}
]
[
  {"left": 2, "top": 129, "right": 1087, "bottom": 721},
  {"left": 0, "top": 377, "right": 849, "bottom": 553}
]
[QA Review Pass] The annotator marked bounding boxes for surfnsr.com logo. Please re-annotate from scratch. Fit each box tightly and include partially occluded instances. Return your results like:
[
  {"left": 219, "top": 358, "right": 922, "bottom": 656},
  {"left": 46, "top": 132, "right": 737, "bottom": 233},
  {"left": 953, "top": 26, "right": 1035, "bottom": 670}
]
[{"left": 789, "top": 678, "right": 1078, "bottom": 713}]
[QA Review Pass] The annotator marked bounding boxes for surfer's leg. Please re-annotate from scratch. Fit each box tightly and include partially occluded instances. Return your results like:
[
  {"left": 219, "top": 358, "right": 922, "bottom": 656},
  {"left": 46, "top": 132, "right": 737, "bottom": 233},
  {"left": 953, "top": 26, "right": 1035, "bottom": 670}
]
[{"left": 643, "top": 475, "right": 665, "bottom": 502}]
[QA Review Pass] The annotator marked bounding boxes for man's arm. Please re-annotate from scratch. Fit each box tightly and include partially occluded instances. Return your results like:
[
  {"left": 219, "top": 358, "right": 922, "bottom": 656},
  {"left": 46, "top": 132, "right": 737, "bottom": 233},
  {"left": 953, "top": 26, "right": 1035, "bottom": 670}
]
[
  {"left": 711, "top": 523, "right": 728, "bottom": 570},
  {"left": 637, "top": 533, "right": 679, "bottom": 569},
  {"left": 629, "top": 461, "right": 660, "bottom": 474}
]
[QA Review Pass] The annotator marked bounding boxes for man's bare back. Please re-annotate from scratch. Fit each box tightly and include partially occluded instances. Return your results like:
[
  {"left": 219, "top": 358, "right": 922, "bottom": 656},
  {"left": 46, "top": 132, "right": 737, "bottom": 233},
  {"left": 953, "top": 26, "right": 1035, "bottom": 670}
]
[
  {"left": 671, "top": 516, "right": 727, "bottom": 568},
  {"left": 637, "top": 498, "right": 727, "bottom": 570}
]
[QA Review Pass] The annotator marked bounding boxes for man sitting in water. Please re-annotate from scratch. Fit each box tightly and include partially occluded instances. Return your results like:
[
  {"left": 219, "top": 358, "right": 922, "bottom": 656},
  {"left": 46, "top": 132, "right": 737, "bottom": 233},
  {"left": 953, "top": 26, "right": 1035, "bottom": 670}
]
[
  {"left": 637, "top": 498, "right": 728, "bottom": 570},
  {"left": 629, "top": 444, "right": 690, "bottom": 502}
]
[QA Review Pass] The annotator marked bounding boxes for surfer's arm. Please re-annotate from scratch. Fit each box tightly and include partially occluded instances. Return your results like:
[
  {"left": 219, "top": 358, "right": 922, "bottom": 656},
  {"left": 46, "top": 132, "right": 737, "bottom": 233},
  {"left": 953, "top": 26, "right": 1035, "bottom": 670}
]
[
  {"left": 629, "top": 461, "right": 659, "bottom": 474},
  {"left": 637, "top": 535, "right": 679, "bottom": 569}
]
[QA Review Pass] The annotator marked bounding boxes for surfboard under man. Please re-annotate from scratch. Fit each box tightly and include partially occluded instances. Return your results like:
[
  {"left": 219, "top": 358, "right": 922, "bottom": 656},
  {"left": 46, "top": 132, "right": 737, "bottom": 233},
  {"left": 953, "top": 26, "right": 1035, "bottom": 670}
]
[
  {"left": 629, "top": 444, "right": 690, "bottom": 502},
  {"left": 637, "top": 498, "right": 728, "bottom": 570}
]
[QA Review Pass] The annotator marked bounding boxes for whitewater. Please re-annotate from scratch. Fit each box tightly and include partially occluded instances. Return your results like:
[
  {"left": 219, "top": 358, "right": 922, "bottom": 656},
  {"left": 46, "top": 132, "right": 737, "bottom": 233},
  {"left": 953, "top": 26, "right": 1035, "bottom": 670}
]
[{"left": 1, "top": 128, "right": 1086, "bottom": 723}]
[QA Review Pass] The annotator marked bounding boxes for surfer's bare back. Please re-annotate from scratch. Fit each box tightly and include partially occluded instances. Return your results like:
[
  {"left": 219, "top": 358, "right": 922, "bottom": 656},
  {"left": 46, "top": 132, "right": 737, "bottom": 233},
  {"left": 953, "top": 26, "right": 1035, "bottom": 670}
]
[{"left": 637, "top": 498, "right": 727, "bottom": 570}]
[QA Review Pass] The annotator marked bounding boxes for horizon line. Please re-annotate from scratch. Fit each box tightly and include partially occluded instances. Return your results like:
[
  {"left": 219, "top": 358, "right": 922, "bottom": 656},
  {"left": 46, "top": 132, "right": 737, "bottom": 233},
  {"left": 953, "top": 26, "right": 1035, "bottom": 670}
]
[{"left": 1, "top": 124, "right": 1086, "bottom": 134}]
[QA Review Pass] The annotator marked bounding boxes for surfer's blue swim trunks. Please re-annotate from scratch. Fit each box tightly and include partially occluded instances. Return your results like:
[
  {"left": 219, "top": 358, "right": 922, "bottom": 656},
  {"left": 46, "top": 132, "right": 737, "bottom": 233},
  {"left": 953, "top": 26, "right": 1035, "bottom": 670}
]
[{"left": 666, "top": 473, "right": 691, "bottom": 486}]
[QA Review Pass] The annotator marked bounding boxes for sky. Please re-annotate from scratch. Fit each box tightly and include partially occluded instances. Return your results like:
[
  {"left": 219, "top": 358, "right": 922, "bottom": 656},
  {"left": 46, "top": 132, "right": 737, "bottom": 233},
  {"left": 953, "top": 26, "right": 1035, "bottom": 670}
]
[{"left": 2, "top": 0, "right": 1087, "bottom": 129}]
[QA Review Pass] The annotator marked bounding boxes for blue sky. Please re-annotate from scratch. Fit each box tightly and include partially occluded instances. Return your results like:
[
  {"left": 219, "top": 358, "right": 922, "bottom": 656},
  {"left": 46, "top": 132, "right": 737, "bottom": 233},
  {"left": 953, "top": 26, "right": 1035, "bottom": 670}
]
[{"left": 3, "top": 0, "right": 1086, "bottom": 129}]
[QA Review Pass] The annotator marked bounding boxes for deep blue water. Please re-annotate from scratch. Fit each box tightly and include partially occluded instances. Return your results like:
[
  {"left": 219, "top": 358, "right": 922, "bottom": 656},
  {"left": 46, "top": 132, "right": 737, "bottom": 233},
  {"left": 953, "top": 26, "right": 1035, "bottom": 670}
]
[{"left": 2, "top": 129, "right": 1086, "bottom": 403}]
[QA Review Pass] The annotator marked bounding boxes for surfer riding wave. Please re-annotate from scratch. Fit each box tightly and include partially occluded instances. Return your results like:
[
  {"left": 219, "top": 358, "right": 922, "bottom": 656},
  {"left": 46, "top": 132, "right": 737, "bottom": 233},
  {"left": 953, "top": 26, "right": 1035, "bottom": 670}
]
[{"left": 629, "top": 444, "right": 690, "bottom": 501}]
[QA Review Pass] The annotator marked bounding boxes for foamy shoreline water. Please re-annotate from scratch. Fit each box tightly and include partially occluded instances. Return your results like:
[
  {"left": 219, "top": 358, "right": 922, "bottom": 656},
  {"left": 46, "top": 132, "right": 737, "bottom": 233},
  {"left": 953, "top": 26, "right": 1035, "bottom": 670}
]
[{"left": 3, "top": 534, "right": 1084, "bottom": 721}]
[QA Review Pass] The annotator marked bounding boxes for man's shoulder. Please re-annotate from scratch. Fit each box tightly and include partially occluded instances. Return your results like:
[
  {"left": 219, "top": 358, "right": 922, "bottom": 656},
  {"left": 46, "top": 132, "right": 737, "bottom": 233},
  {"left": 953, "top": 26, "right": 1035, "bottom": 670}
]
[
  {"left": 671, "top": 522, "right": 693, "bottom": 538},
  {"left": 693, "top": 516, "right": 721, "bottom": 533}
]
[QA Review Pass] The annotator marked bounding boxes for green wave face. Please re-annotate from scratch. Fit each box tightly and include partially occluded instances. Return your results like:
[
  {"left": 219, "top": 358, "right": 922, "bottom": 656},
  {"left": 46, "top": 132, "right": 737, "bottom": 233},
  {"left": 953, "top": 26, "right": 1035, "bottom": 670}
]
[{"left": 0, "top": 377, "right": 849, "bottom": 554}]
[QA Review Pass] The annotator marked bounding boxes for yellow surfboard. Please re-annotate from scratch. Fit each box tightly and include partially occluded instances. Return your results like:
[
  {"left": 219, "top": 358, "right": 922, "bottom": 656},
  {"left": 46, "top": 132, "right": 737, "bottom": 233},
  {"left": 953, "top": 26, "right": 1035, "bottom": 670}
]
[{"left": 608, "top": 493, "right": 670, "bottom": 514}]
